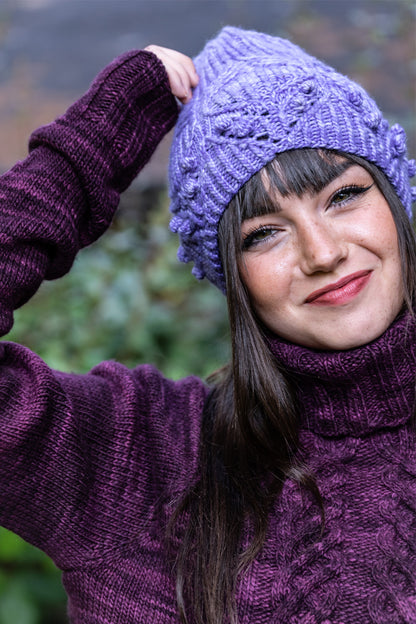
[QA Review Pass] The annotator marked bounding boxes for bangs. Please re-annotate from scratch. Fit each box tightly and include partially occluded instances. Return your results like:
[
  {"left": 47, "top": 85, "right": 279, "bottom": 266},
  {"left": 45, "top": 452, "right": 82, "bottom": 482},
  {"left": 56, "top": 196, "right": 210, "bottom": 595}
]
[{"left": 237, "top": 148, "right": 353, "bottom": 221}]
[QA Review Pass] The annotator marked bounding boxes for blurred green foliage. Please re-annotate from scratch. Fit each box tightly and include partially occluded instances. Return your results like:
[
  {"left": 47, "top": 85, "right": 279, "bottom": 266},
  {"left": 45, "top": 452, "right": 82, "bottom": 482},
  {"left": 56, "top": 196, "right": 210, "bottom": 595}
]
[
  {"left": 0, "top": 529, "right": 67, "bottom": 624},
  {"left": 0, "top": 188, "right": 230, "bottom": 622},
  {"left": 8, "top": 188, "right": 229, "bottom": 378}
]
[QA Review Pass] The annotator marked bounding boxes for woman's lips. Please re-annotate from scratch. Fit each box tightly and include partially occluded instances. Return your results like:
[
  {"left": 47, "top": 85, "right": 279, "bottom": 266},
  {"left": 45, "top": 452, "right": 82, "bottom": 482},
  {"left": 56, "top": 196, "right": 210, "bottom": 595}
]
[{"left": 305, "top": 270, "right": 372, "bottom": 305}]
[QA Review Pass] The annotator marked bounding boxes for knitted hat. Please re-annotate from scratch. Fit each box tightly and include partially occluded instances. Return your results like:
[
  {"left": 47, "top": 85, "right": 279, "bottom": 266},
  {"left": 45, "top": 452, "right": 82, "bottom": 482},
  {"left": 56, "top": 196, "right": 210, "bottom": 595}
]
[{"left": 169, "top": 26, "right": 416, "bottom": 292}]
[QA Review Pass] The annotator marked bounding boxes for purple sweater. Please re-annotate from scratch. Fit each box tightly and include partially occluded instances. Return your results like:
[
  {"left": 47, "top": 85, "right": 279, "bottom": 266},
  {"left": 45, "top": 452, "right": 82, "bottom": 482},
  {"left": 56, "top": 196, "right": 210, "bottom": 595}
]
[{"left": 0, "top": 50, "right": 415, "bottom": 624}]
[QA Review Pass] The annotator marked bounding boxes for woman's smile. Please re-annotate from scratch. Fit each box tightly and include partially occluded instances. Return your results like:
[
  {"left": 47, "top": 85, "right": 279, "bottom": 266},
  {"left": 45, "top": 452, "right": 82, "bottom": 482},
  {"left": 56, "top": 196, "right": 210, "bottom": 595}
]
[
  {"left": 304, "top": 269, "right": 372, "bottom": 305},
  {"left": 239, "top": 164, "right": 404, "bottom": 350}
]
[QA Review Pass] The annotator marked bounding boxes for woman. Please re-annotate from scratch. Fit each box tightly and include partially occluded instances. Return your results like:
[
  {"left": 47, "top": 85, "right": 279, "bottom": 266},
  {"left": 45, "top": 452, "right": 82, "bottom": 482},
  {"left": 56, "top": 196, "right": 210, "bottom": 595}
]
[{"left": 0, "top": 25, "right": 415, "bottom": 624}]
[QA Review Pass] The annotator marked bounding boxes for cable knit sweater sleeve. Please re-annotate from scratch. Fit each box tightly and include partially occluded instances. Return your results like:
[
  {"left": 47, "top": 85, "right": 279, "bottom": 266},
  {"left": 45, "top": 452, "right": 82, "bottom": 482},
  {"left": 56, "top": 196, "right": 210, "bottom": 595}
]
[
  {"left": 0, "top": 50, "right": 177, "bottom": 332},
  {"left": 0, "top": 50, "right": 207, "bottom": 570}
]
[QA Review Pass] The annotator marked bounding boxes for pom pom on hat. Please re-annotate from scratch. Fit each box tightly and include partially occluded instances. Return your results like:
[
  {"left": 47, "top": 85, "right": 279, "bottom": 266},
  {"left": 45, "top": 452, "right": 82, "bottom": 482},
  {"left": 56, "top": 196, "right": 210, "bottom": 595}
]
[{"left": 169, "top": 26, "right": 415, "bottom": 293}]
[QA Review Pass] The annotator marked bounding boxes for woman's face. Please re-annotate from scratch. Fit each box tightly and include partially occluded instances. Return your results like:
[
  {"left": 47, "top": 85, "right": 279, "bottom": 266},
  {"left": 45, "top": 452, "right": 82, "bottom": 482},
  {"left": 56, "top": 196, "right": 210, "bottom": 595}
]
[{"left": 239, "top": 164, "right": 404, "bottom": 350}]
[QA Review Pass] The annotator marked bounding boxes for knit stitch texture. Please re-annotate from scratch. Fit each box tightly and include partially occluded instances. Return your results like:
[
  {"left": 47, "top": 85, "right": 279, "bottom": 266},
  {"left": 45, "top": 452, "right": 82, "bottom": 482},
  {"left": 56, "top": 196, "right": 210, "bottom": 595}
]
[
  {"left": 0, "top": 48, "right": 415, "bottom": 624},
  {"left": 169, "top": 26, "right": 416, "bottom": 291}
]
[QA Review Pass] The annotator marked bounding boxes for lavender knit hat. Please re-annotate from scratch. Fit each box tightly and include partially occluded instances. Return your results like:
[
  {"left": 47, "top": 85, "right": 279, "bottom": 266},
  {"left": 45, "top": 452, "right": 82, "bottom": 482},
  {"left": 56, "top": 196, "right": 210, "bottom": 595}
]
[{"left": 169, "top": 26, "right": 416, "bottom": 292}]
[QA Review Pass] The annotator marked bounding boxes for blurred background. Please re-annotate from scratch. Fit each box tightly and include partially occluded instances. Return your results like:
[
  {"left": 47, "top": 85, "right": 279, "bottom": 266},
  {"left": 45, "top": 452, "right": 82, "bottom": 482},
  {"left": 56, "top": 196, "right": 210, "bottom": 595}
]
[{"left": 0, "top": 0, "right": 415, "bottom": 621}]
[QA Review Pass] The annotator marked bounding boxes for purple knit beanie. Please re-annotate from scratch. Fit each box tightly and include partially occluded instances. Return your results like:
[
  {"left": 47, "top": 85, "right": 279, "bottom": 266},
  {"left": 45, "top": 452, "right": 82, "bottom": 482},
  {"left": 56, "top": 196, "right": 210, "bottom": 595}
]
[{"left": 169, "top": 26, "right": 416, "bottom": 292}]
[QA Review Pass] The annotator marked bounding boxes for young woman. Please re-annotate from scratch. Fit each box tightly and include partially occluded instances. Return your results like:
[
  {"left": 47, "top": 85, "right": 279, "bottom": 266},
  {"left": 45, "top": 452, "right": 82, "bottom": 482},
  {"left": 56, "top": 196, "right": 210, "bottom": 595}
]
[{"left": 0, "top": 25, "right": 415, "bottom": 624}]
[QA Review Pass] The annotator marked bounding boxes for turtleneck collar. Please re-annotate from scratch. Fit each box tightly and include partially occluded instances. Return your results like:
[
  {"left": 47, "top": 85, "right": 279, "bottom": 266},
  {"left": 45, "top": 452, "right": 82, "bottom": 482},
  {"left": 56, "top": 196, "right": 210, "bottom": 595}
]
[{"left": 267, "top": 312, "right": 416, "bottom": 438}]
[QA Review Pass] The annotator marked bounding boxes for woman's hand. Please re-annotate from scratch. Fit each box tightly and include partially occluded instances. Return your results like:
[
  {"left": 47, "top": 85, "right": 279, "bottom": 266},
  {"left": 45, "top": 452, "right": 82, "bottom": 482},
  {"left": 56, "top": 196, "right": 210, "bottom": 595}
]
[{"left": 145, "top": 45, "right": 199, "bottom": 104}]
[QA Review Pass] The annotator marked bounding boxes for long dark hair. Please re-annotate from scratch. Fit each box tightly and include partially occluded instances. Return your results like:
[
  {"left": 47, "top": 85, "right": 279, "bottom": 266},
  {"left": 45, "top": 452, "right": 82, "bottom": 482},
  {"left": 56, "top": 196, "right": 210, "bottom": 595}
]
[{"left": 171, "top": 149, "right": 416, "bottom": 624}]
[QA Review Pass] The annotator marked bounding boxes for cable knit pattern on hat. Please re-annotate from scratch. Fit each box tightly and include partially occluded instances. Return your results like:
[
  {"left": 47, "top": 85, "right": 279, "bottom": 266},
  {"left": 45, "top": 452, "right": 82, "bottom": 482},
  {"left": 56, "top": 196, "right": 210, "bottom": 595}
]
[{"left": 169, "top": 26, "right": 416, "bottom": 291}]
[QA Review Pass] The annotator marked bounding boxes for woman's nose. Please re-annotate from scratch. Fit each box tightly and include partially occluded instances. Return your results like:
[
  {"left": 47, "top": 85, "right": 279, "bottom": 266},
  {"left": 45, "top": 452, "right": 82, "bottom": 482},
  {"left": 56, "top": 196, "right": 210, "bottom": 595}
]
[{"left": 298, "top": 220, "right": 347, "bottom": 274}]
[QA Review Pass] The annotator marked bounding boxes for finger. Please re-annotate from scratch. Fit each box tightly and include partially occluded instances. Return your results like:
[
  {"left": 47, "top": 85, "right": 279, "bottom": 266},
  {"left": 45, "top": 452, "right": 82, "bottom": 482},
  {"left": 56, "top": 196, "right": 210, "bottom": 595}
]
[
  {"left": 145, "top": 45, "right": 199, "bottom": 102},
  {"left": 147, "top": 46, "right": 199, "bottom": 87},
  {"left": 166, "top": 66, "right": 192, "bottom": 103},
  {"left": 163, "top": 49, "right": 199, "bottom": 89}
]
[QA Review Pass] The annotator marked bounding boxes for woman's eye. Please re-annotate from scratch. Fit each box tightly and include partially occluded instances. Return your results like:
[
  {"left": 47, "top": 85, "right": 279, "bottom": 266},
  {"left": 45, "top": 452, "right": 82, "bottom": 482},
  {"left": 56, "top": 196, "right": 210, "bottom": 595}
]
[
  {"left": 242, "top": 226, "right": 278, "bottom": 250},
  {"left": 330, "top": 183, "right": 373, "bottom": 207},
  {"left": 332, "top": 189, "right": 352, "bottom": 204}
]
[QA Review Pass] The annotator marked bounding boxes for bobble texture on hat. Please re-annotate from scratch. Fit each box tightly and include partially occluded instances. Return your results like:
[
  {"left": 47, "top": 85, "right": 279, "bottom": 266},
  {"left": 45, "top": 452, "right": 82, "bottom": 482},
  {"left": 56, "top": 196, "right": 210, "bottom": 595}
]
[{"left": 169, "top": 26, "right": 416, "bottom": 292}]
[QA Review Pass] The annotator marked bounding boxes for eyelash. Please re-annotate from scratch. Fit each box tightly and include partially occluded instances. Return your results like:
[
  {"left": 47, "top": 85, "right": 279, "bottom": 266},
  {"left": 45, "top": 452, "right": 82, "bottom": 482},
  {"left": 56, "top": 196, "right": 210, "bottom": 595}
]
[
  {"left": 242, "top": 183, "right": 373, "bottom": 250},
  {"left": 330, "top": 183, "right": 373, "bottom": 207},
  {"left": 242, "top": 225, "right": 280, "bottom": 250}
]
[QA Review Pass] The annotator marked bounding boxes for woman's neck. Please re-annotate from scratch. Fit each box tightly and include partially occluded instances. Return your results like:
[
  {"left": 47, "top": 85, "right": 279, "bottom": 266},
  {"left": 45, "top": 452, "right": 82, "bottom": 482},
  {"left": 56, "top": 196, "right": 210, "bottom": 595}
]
[{"left": 267, "top": 311, "right": 416, "bottom": 437}]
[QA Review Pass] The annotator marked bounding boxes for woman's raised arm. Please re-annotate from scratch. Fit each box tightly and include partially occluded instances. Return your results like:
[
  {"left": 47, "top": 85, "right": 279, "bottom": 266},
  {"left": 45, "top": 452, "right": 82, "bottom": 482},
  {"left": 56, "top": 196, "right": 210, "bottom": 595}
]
[
  {"left": 0, "top": 47, "right": 206, "bottom": 584},
  {"left": 0, "top": 47, "right": 193, "bottom": 335}
]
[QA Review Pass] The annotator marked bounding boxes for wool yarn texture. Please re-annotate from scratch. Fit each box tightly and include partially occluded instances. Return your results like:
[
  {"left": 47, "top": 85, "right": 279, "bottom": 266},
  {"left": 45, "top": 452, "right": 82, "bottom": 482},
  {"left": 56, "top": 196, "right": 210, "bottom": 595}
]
[{"left": 169, "top": 26, "right": 416, "bottom": 292}]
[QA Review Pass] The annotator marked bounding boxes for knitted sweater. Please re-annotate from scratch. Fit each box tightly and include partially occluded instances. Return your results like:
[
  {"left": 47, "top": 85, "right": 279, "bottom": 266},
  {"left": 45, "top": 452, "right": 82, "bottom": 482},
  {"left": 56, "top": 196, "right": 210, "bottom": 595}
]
[{"left": 0, "top": 49, "right": 415, "bottom": 624}]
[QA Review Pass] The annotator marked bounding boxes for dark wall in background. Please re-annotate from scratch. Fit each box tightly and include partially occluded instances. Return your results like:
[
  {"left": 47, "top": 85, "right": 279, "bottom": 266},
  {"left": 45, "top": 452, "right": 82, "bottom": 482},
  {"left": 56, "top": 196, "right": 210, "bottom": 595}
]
[{"left": 0, "top": 0, "right": 415, "bottom": 179}]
